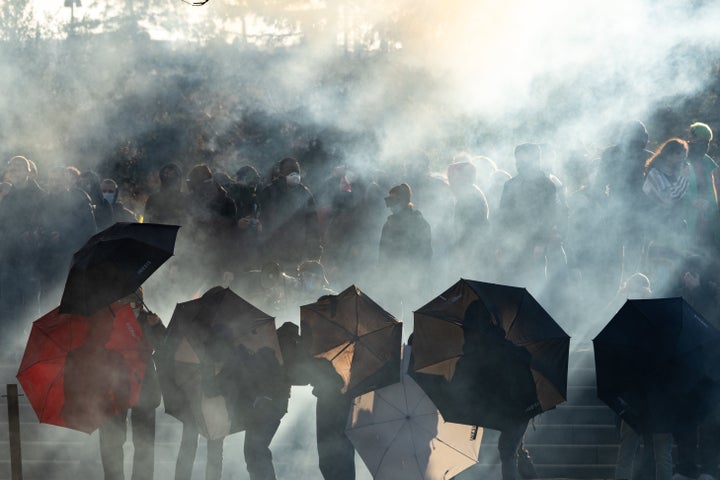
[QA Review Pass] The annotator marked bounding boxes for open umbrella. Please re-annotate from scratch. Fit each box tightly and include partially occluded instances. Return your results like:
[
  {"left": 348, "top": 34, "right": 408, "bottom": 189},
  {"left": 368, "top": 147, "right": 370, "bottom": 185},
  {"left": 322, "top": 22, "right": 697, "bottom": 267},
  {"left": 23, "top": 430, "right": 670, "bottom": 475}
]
[
  {"left": 300, "top": 285, "right": 402, "bottom": 398},
  {"left": 347, "top": 345, "right": 482, "bottom": 480},
  {"left": 593, "top": 297, "right": 720, "bottom": 433},
  {"left": 59, "top": 222, "right": 180, "bottom": 316},
  {"left": 16, "top": 302, "right": 151, "bottom": 434},
  {"left": 158, "top": 287, "right": 282, "bottom": 439},
  {"left": 410, "top": 279, "right": 569, "bottom": 430}
]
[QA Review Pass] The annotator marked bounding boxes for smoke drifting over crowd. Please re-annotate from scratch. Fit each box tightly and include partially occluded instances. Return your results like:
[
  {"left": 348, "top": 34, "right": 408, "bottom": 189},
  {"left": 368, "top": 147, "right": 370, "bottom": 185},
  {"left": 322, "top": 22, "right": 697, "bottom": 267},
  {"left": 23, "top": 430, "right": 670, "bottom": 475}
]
[{"left": 3, "top": 0, "right": 720, "bottom": 478}]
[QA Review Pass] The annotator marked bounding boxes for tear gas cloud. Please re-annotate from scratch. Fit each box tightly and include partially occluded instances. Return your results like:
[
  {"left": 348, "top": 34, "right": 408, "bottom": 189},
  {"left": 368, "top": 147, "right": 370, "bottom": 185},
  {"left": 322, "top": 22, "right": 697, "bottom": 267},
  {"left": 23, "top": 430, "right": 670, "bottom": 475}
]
[{"left": 2, "top": 0, "right": 720, "bottom": 477}]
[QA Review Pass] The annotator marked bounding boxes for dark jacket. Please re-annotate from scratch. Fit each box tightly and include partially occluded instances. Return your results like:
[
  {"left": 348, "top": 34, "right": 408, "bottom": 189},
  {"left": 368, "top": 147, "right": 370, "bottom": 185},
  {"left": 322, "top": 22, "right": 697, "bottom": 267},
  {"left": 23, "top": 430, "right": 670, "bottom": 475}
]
[{"left": 378, "top": 206, "right": 432, "bottom": 271}]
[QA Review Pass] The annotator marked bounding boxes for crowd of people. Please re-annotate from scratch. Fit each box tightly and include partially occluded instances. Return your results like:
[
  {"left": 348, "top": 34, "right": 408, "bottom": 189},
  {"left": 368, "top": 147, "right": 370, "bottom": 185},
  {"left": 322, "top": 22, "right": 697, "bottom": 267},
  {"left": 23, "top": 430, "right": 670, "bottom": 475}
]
[{"left": 1, "top": 118, "right": 720, "bottom": 480}]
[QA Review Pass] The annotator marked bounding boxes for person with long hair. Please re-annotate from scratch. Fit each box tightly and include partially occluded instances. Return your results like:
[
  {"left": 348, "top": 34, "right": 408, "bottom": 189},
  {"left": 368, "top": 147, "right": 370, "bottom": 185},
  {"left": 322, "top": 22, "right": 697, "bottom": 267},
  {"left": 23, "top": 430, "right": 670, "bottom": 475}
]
[{"left": 641, "top": 138, "right": 691, "bottom": 295}]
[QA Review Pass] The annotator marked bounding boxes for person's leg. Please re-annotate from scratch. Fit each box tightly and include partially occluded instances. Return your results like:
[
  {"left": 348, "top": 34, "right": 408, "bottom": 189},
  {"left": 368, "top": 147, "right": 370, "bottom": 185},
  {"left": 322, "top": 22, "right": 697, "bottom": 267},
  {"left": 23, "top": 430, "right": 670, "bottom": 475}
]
[
  {"left": 498, "top": 420, "right": 529, "bottom": 480},
  {"left": 652, "top": 433, "right": 673, "bottom": 480},
  {"left": 316, "top": 394, "right": 355, "bottom": 480},
  {"left": 517, "top": 438, "right": 538, "bottom": 479},
  {"left": 205, "top": 438, "right": 224, "bottom": 480},
  {"left": 673, "top": 428, "right": 699, "bottom": 479},
  {"left": 175, "top": 424, "right": 199, "bottom": 480},
  {"left": 615, "top": 421, "right": 641, "bottom": 480},
  {"left": 244, "top": 415, "right": 281, "bottom": 480},
  {"left": 130, "top": 406, "right": 156, "bottom": 480},
  {"left": 99, "top": 411, "right": 128, "bottom": 480},
  {"left": 698, "top": 417, "right": 720, "bottom": 479}
]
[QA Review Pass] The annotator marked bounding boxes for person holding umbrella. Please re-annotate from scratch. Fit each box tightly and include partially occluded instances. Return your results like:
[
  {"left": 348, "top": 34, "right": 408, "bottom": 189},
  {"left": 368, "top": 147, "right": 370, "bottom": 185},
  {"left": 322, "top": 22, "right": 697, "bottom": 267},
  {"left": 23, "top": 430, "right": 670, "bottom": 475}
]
[
  {"left": 98, "top": 289, "right": 167, "bottom": 480},
  {"left": 456, "top": 300, "right": 535, "bottom": 480}
]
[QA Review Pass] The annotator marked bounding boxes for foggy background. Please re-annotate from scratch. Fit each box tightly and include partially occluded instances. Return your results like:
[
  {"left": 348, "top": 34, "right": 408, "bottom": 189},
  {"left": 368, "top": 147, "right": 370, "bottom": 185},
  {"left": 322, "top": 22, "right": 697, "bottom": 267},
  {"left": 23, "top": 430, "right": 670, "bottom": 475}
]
[{"left": 3, "top": 0, "right": 720, "bottom": 478}]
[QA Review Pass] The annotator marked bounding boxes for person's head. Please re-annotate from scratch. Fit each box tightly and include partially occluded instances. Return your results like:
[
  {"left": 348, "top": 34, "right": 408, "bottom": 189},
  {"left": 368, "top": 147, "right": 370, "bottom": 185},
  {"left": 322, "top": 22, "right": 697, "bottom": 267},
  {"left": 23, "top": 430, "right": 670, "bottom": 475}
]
[
  {"left": 644, "top": 138, "right": 688, "bottom": 172},
  {"left": 236, "top": 165, "right": 260, "bottom": 189},
  {"left": 5, "top": 156, "right": 31, "bottom": 188},
  {"left": 447, "top": 161, "right": 477, "bottom": 192},
  {"left": 78, "top": 170, "right": 103, "bottom": 198},
  {"left": 514, "top": 143, "right": 542, "bottom": 175},
  {"left": 620, "top": 272, "right": 652, "bottom": 299},
  {"left": 463, "top": 300, "right": 503, "bottom": 346},
  {"left": 688, "top": 122, "right": 713, "bottom": 158},
  {"left": 159, "top": 163, "right": 183, "bottom": 190},
  {"left": 101, "top": 179, "right": 119, "bottom": 204},
  {"left": 384, "top": 183, "right": 412, "bottom": 213},
  {"left": 46, "top": 165, "right": 74, "bottom": 194},
  {"left": 278, "top": 157, "right": 301, "bottom": 187},
  {"left": 620, "top": 120, "right": 649, "bottom": 152},
  {"left": 187, "top": 164, "right": 213, "bottom": 193},
  {"left": 298, "top": 260, "right": 329, "bottom": 292}
]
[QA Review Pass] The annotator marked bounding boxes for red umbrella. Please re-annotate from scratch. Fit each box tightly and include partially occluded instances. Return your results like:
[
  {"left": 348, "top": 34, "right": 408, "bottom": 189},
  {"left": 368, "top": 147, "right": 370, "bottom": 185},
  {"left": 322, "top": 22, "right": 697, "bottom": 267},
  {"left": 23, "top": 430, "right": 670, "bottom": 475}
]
[{"left": 16, "top": 302, "right": 151, "bottom": 434}]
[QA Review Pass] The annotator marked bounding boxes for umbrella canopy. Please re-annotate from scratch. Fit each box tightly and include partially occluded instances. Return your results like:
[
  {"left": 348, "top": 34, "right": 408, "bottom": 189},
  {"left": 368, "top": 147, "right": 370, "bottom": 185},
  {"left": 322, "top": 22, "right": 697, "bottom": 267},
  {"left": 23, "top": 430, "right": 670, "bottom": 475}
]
[
  {"left": 593, "top": 297, "right": 720, "bottom": 433},
  {"left": 60, "top": 222, "right": 180, "bottom": 316},
  {"left": 16, "top": 303, "right": 151, "bottom": 434},
  {"left": 158, "top": 287, "right": 282, "bottom": 439},
  {"left": 300, "top": 285, "right": 402, "bottom": 398},
  {"left": 347, "top": 346, "right": 482, "bottom": 480},
  {"left": 410, "top": 279, "right": 569, "bottom": 430}
]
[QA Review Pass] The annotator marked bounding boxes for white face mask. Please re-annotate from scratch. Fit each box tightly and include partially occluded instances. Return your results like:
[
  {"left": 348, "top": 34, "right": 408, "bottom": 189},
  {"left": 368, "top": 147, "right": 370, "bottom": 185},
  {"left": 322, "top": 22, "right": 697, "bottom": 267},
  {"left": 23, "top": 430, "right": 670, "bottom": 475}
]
[
  {"left": 390, "top": 204, "right": 403, "bottom": 214},
  {"left": 102, "top": 192, "right": 115, "bottom": 203},
  {"left": 285, "top": 172, "right": 301, "bottom": 186}
]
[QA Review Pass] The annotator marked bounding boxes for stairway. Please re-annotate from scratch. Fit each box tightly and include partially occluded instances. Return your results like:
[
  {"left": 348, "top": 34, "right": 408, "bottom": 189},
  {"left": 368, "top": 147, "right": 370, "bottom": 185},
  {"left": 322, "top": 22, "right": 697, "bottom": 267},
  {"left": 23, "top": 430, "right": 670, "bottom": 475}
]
[
  {"left": 456, "top": 342, "right": 619, "bottom": 480},
  {"left": 0, "top": 344, "right": 619, "bottom": 480}
]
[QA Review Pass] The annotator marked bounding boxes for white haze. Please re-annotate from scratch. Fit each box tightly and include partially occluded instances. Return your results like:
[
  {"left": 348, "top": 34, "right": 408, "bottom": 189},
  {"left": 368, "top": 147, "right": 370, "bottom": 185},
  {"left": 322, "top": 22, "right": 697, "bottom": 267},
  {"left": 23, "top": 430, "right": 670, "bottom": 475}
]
[{"left": 3, "top": 0, "right": 720, "bottom": 478}]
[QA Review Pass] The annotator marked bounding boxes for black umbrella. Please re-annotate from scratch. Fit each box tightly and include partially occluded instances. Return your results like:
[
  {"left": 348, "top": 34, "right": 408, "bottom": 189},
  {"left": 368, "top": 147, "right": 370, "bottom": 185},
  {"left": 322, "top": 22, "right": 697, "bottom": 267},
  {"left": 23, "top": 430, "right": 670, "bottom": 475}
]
[
  {"left": 59, "top": 222, "right": 179, "bottom": 316},
  {"left": 593, "top": 297, "right": 720, "bottom": 433},
  {"left": 410, "top": 279, "right": 569, "bottom": 431},
  {"left": 158, "top": 287, "right": 283, "bottom": 438},
  {"left": 300, "top": 285, "right": 402, "bottom": 398}
]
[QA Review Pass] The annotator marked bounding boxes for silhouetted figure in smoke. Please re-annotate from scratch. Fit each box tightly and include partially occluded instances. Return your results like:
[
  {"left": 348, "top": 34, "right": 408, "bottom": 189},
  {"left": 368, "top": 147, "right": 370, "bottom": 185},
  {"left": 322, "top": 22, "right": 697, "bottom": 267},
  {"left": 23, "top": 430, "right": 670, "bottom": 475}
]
[
  {"left": 185, "top": 164, "right": 238, "bottom": 282},
  {"left": 641, "top": 138, "right": 691, "bottom": 295},
  {"left": 101, "top": 178, "right": 138, "bottom": 223},
  {"left": 226, "top": 165, "right": 263, "bottom": 272},
  {"left": 37, "top": 165, "right": 96, "bottom": 308},
  {"left": 684, "top": 122, "right": 720, "bottom": 254},
  {"left": 456, "top": 300, "right": 536, "bottom": 480},
  {"left": 144, "top": 163, "right": 188, "bottom": 226},
  {"left": 378, "top": 183, "right": 432, "bottom": 316},
  {"left": 595, "top": 121, "right": 654, "bottom": 302},
  {"left": 258, "top": 157, "right": 322, "bottom": 271},
  {"left": 496, "top": 143, "right": 558, "bottom": 290},
  {"left": 78, "top": 170, "right": 114, "bottom": 231},
  {"left": 0, "top": 155, "right": 46, "bottom": 338},
  {"left": 99, "top": 292, "right": 166, "bottom": 480},
  {"left": 668, "top": 255, "right": 720, "bottom": 480},
  {"left": 446, "top": 160, "right": 490, "bottom": 278},
  {"left": 302, "top": 316, "right": 356, "bottom": 480}
]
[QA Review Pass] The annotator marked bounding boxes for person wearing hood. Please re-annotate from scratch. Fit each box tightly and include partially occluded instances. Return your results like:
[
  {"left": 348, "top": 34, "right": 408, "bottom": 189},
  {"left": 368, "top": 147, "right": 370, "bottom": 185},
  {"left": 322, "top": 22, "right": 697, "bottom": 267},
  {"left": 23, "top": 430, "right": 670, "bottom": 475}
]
[
  {"left": 378, "top": 182, "right": 432, "bottom": 314},
  {"left": 102, "top": 179, "right": 138, "bottom": 223},
  {"left": 258, "top": 157, "right": 322, "bottom": 272}
]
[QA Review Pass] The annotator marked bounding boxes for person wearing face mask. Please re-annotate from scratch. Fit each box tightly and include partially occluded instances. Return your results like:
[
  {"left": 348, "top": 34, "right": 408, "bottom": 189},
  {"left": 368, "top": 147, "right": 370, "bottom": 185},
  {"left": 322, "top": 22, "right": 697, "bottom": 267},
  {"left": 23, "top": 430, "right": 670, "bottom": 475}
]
[
  {"left": 296, "top": 260, "right": 335, "bottom": 304},
  {"left": 378, "top": 183, "right": 432, "bottom": 316},
  {"left": 101, "top": 179, "right": 138, "bottom": 223},
  {"left": 225, "top": 165, "right": 263, "bottom": 272},
  {"left": 258, "top": 157, "right": 322, "bottom": 272}
]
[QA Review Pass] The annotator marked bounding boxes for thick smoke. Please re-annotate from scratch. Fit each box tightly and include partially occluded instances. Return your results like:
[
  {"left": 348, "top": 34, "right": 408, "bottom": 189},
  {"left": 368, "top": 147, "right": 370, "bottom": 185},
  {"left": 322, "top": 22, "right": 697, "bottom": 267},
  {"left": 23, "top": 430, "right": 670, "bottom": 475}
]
[{"left": 2, "top": 0, "right": 720, "bottom": 478}]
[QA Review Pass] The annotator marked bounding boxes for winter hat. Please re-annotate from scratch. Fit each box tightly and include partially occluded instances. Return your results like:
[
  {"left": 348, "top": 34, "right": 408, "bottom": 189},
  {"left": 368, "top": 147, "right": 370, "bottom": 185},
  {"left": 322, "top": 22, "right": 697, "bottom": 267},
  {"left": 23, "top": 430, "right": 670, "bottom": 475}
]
[{"left": 690, "top": 122, "right": 713, "bottom": 142}]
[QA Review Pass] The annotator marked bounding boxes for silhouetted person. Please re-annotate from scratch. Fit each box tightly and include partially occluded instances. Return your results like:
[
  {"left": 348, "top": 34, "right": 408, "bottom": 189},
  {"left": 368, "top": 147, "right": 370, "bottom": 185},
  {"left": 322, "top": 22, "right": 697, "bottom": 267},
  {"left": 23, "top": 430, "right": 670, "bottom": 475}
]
[
  {"left": 144, "top": 163, "right": 187, "bottom": 226},
  {"left": 78, "top": 170, "right": 114, "bottom": 231}
]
